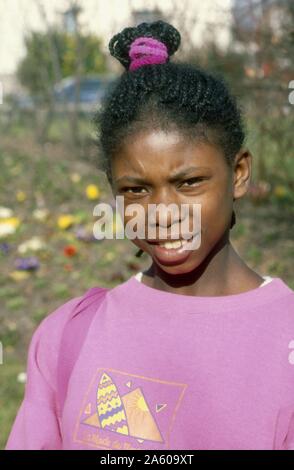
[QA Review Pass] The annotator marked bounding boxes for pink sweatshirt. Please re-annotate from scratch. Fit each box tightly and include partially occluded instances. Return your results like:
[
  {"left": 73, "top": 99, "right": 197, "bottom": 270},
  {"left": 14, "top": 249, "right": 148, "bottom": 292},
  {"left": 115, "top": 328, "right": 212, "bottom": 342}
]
[{"left": 5, "top": 275, "right": 294, "bottom": 450}]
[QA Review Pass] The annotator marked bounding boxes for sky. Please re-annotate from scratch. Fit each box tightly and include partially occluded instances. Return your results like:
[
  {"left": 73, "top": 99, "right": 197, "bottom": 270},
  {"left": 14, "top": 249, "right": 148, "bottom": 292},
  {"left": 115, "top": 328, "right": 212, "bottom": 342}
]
[{"left": 0, "top": 0, "right": 233, "bottom": 75}]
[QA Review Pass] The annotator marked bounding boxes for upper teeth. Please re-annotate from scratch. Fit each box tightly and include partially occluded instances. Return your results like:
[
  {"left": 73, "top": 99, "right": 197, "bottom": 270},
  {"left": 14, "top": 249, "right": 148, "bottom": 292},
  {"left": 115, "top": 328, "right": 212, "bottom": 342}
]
[{"left": 159, "top": 239, "right": 190, "bottom": 249}]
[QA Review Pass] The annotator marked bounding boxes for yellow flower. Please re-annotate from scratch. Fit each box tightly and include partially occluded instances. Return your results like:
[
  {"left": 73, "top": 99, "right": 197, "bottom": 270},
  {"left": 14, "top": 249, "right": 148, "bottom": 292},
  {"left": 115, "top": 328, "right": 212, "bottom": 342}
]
[
  {"left": 274, "top": 185, "right": 287, "bottom": 198},
  {"left": 16, "top": 191, "right": 27, "bottom": 202},
  {"left": 0, "top": 217, "right": 21, "bottom": 237},
  {"left": 86, "top": 184, "right": 100, "bottom": 200},
  {"left": 9, "top": 271, "right": 30, "bottom": 281},
  {"left": 7, "top": 217, "right": 20, "bottom": 227},
  {"left": 57, "top": 215, "right": 76, "bottom": 230}
]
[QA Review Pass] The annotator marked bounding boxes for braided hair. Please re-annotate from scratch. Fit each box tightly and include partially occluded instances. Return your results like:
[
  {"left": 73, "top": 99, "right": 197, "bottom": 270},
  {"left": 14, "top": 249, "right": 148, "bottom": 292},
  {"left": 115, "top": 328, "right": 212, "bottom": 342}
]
[
  {"left": 94, "top": 20, "right": 241, "bottom": 231},
  {"left": 108, "top": 20, "right": 180, "bottom": 70}
]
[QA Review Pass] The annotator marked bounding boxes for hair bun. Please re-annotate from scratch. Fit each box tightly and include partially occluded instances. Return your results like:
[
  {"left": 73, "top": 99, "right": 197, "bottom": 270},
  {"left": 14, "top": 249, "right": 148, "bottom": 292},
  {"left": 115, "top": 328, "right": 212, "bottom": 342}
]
[{"left": 109, "top": 20, "right": 181, "bottom": 71}]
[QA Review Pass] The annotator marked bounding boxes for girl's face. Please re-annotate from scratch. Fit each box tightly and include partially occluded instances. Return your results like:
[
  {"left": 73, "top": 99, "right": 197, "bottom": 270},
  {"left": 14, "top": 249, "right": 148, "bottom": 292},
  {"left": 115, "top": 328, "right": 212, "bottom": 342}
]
[{"left": 111, "top": 129, "right": 251, "bottom": 276}]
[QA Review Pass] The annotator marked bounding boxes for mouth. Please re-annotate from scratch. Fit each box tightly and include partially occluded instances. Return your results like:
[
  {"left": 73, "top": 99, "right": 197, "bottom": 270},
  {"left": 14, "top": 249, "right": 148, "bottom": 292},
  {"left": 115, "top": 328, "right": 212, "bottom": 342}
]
[
  {"left": 145, "top": 233, "right": 200, "bottom": 265},
  {"left": 146, "top": 238, "right": 193, "bottom": 249}
]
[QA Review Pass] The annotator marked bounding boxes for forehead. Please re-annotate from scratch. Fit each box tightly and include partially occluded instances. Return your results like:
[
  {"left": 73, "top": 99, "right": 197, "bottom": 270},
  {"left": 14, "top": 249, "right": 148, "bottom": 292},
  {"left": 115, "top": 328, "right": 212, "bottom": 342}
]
[{"left": 112, "top": 129, "right": 225, "bottom": 176}]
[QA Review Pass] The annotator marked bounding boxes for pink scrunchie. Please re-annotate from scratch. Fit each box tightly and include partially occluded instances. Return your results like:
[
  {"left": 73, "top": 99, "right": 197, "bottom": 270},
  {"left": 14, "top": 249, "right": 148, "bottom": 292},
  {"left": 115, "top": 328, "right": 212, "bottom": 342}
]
[{"left": 129, "top": 36, "right": 169, "bottom": 71}]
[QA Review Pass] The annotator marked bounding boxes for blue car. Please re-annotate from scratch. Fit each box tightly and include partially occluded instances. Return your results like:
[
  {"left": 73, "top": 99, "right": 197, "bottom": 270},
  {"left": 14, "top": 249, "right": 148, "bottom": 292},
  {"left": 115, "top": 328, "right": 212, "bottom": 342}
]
[{"left": 53, "top": 75, "right": 117, "bottom": 113}]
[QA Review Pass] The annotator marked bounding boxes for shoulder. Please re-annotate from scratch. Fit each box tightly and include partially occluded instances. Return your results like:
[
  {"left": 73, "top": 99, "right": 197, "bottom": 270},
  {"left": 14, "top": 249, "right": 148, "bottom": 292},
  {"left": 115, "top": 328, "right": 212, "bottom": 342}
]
[
  {"left": 266, "top": 277, "right": 294, "bottom": 319},
  {"left": 261, "top": 277, "right": 294, "bottom": 297},
  {"left": 24, "top": 295, "right": 83, "bottom": 389},
  {"left": 25, "top": 287, "right": 107, "bottom": 392},
  {"left": 29, "top": 284, "right": 110, "bottom": 352},
  {"left": 34, "top": 294, "right": 84, "bottom": 341},
  {"left": 275, "top": 277, "right": 294, "bottom": 300},
  {"left": 33, "top": 285, "right": 109, "bottom": 338}
]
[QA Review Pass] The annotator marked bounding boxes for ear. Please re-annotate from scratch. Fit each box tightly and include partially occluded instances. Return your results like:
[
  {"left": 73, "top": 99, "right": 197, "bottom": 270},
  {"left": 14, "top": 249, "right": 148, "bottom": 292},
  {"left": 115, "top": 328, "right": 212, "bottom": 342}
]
[{"left": 233, "top": 149, "right": 252, "bottom": 201}]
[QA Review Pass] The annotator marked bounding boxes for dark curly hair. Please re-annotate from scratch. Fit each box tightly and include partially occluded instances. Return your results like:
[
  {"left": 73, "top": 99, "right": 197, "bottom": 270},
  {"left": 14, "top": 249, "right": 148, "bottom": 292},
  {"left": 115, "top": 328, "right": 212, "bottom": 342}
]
[{"left": 94, "top": 20, "right": 244, "bottom": 229}]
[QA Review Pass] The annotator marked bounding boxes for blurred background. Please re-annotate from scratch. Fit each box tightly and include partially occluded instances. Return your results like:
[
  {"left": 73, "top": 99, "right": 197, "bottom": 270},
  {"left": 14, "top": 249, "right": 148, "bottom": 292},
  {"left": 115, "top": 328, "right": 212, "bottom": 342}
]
[{"left": 0, "top": 0, "right": 293, "bottom": 448}]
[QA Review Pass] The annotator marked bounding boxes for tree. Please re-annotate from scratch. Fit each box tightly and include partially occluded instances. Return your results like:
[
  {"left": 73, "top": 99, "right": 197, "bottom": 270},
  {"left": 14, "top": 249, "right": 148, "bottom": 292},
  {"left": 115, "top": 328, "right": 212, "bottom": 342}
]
[{"left": 17, "top": 30, "right": 107, "bottom": 102}]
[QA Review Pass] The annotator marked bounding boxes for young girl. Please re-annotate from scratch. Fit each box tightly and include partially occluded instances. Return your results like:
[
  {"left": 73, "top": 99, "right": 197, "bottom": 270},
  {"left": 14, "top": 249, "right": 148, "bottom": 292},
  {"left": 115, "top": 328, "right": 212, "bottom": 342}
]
[{"left": 6, "top": 20, "right": 294, "bottom": 451}]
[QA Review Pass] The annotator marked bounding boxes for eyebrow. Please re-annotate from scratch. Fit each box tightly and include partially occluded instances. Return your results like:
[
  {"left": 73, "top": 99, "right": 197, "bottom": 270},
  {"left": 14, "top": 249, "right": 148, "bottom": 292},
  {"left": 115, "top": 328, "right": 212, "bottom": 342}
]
[{"left": 114, "top": 166, "right": 211, "bottom": 185}]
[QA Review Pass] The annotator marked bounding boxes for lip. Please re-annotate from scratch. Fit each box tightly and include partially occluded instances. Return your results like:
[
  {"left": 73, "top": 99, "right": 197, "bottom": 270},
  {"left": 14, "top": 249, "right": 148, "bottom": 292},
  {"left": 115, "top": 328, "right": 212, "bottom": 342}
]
[
  {"left": 146, "top": 236, "right": 194, "bottom": 245},
  {"left": 146, "top": 233, "right": 200, "bottom": 266}
]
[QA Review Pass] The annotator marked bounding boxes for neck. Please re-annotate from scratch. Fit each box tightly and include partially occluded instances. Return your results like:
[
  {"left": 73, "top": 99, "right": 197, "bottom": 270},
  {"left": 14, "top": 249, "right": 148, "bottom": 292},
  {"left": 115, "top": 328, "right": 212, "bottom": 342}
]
[{"left": 144, "top": 237, "right": 263, "bottom": 296}]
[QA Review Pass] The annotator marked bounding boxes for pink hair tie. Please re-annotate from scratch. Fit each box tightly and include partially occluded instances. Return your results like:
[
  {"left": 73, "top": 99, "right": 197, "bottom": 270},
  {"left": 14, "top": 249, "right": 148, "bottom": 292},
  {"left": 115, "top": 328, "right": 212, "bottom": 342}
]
[{"left": 129, "top": 36, "right": 169, "bottom": 71}]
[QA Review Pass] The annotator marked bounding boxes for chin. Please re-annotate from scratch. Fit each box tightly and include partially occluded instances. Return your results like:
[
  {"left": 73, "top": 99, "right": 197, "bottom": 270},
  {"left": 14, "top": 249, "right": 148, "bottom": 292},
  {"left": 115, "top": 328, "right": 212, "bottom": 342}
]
[{"left": 154, "top": 255, "right": 203, "bottom": 277}]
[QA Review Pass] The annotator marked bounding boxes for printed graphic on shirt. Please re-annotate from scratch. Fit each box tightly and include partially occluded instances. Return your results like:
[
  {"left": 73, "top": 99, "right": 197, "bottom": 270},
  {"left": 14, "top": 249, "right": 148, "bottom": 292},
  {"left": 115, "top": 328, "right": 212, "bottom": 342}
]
[{"left": 73, "top": 368, "right": 187, "bottom": 450}]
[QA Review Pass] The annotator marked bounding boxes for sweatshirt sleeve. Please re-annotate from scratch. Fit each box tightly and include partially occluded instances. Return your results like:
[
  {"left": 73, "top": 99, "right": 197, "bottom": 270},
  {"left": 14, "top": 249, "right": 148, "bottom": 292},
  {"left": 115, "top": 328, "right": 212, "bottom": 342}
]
[{"left": 5, "top": 297, "right": 82, "bottom": 450}]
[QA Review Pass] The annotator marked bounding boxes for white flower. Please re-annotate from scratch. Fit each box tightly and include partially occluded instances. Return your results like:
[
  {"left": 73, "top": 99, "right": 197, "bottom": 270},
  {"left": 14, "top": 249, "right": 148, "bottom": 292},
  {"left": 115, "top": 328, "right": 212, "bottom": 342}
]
[
  {"left": 0, "top": 207, "right": 13, "bottom": 218},
  {"left": 0, "top": 223, "right": 16, "bottom": 237},
  {"left": 17, "top": 372, "right": 27, "bottom": 384},
  {"left": 18, "top": 237, "right": 47, "bottom": 254},
  {"left": 32, "top": 208, "right": 49, "bottom": 221}
]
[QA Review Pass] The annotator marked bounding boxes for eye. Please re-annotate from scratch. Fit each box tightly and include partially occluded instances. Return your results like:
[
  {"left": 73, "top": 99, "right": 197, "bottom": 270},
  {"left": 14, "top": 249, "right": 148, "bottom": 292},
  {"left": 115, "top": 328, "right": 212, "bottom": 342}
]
[
  {"left": 122, "top": 186, "right": 148, "bottom": 194},
  {"left": 181, "top": 177, "right": 205, "bottom": 187}
]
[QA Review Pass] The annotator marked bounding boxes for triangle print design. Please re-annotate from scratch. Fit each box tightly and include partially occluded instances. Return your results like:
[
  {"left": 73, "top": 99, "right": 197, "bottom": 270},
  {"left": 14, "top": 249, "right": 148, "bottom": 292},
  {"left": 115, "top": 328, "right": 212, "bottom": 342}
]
[{"left": 73, "top": 368, "right": 187, "bottom": 450}]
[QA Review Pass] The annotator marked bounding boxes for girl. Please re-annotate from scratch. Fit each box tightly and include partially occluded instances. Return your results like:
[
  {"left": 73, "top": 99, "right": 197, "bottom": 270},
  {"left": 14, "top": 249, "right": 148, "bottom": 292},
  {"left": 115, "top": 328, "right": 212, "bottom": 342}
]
[{"left": 6, "top": 20, "right": 294, "bottom": 450}]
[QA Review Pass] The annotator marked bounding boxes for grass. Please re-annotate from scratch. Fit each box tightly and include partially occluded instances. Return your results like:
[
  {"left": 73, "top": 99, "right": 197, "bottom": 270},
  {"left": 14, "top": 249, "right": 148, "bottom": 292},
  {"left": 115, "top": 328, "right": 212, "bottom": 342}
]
[{"left": 0, "top": 359, "right": 26, "bottom": 449}]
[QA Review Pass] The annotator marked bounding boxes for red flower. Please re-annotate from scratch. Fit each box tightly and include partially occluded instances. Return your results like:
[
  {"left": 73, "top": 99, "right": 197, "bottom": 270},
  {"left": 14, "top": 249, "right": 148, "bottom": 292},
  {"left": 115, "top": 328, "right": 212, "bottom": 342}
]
[{"left": 63, "top": 245, "right": 77, "bottom": 257}]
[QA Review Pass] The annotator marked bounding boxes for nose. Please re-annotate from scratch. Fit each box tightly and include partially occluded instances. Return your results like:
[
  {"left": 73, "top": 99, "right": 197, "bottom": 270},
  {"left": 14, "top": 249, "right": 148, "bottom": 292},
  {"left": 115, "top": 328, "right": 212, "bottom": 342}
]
[{"left": 147, "top": 188, "right": 183, "bottom": 230}]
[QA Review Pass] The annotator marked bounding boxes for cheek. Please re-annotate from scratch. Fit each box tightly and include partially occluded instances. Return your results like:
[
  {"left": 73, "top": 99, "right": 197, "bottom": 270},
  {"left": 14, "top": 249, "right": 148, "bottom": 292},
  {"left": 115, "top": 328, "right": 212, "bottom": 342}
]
[{"left": 196, "top": 188, "right": 232, "bottom": 235}]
